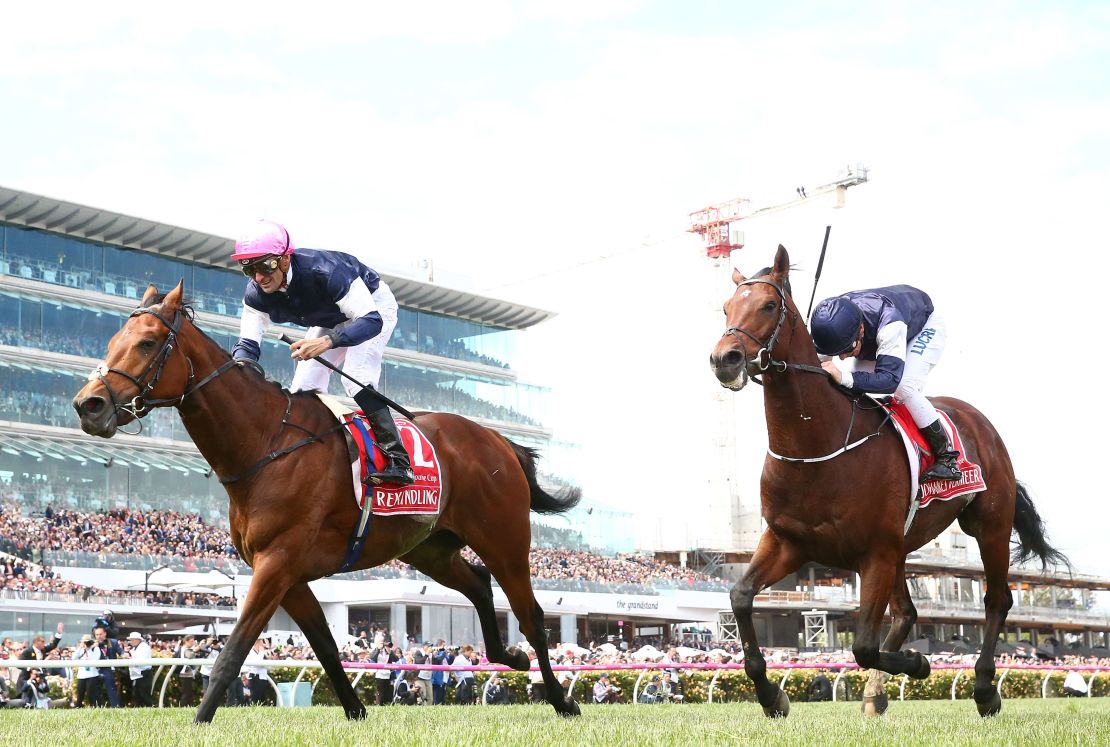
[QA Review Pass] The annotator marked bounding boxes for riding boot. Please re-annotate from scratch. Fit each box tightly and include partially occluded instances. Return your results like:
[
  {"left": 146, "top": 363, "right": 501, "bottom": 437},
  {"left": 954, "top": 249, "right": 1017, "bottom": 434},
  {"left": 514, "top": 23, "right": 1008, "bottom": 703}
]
[
  {"left": 364, "top": 407, "right": 415, "bottom": 486},
  {"left": 920, "top": 419, "right": 962, "bottom": 482}
]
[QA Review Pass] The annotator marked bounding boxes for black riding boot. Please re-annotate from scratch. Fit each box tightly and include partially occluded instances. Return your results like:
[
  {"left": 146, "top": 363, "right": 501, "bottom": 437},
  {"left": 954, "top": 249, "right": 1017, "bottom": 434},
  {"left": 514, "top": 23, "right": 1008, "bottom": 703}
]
[
  {"left": 920, "top": 419, "right": 961, "bottom": 482},
  {"left": 364, "top": 407, "right": 415, "bottom": 486}
]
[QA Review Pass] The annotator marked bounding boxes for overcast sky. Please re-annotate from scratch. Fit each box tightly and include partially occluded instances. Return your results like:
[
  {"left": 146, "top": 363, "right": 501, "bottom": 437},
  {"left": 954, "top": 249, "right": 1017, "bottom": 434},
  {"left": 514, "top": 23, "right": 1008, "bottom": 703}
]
[{"left": 3, "top": 2, "right": 1108, "bottom": 577}]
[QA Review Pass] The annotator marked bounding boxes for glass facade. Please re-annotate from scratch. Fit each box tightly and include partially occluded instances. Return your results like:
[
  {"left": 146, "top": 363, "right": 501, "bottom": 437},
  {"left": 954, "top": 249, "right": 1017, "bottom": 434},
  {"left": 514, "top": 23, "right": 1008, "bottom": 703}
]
[
  {"left": 1, "top": 223, "right": 522, "bottom": 371},
  {"left": 0, "top": 224, "right": 552, "bottom": 429}
]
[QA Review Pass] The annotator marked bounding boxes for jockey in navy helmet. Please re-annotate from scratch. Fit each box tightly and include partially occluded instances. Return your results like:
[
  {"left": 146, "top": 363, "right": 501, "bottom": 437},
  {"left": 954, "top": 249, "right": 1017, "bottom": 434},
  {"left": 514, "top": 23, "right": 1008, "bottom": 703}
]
[
  {"left": 231, "top": 219, "right": 414, "bottom": 486},
  {"left": 811, "top": 285, "right": 961, "bottom": 482}
]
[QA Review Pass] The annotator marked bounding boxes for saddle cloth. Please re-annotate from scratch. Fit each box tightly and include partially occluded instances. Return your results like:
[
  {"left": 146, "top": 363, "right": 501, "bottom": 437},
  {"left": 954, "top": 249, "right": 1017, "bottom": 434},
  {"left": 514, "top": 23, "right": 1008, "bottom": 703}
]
[
  {"left": 883, "top": 400, "right": 986, "bottom": 509},
  {"left": 317, "top": 393, "right": 442, "bottom": 516}
]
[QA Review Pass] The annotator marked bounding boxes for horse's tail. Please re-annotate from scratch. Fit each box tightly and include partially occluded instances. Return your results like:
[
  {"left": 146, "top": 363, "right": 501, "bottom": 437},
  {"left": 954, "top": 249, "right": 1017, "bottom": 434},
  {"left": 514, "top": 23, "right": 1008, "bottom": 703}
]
[
  {"left": 1011, "top": 481, "right": 1070, "bottom": 570},
  {"left": 506, "top": 439, "right": 582, "bottom": 515}
]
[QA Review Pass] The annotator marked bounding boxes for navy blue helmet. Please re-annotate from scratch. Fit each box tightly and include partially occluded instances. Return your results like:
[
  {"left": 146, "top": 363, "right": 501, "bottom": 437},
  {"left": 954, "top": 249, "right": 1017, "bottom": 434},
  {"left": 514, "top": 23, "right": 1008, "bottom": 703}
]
[{"left": 811, "top": 297, "right": 863, "bottom": 356}]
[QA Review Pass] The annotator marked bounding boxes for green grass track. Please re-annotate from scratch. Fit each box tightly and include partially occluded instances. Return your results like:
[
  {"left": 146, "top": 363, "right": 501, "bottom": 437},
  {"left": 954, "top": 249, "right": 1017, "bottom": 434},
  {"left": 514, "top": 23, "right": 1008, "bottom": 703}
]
[{"left": 0, "top": 699, "right": 1106, "bottom": 746}]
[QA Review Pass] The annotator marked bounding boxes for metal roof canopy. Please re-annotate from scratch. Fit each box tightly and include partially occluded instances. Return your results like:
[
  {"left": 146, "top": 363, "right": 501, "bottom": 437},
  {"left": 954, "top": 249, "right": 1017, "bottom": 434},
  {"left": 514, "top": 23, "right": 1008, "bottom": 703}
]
[
  {"left": 0, "top": 427, "right": 212, "bottom": 475},
  {"left": 0, "top": 185, "right": 554, "bottom": 330}
]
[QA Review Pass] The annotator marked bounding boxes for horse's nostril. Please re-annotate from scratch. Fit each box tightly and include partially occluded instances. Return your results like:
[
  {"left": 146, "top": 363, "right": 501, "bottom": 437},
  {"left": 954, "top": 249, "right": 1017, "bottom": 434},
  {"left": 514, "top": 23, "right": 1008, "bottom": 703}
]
[
  {"left": 79, "top": 396, "right": 105, "bottom": 416},
  {"left": 722, "top": 350, "right": 744, "bottom": 368}
]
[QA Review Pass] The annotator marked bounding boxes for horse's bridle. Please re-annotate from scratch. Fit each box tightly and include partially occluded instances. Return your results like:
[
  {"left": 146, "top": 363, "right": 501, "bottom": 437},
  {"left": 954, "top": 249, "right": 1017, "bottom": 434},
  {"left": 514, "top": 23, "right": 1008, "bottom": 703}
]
[
  {"left": 723, "top": 277, "right": 827, "bottom": 378},
  {"left": 721, "top": 277, "right": 891, "bottom": 462},
  {"left": 92, "top": 306, "right": 237, "bottom": 431}
]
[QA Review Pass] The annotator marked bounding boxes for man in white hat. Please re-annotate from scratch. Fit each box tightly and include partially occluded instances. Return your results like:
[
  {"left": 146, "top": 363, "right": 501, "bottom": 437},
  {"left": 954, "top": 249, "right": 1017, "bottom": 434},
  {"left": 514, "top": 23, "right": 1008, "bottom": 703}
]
[{"left": 125, "top": 632, "right": 153, "bottom": 707}]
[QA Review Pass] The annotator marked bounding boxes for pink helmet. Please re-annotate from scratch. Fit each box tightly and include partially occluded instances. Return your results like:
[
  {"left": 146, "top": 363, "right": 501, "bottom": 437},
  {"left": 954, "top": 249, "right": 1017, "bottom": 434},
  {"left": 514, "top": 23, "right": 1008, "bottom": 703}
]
[{"left": 232, "top": 219, "right": 296, "bottom": 262}]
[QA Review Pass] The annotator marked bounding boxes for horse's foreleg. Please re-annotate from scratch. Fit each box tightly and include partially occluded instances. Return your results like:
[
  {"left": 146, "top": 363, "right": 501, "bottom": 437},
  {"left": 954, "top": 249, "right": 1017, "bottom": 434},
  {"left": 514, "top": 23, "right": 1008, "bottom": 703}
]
[
  {"left": 281, "top": 581, "right": 366, "bottom": 720},
  {"left": 855, "top": 554, "right": 929, "bottom": 717},
  {"left": 731, "top": 531, "right": 802, "bottom": 718},
  {"left": 194, "top": 556, "right": 294, "bottom": 724},
  {"left": 863, "top": 566, "right": 926, "bottom": 716}
]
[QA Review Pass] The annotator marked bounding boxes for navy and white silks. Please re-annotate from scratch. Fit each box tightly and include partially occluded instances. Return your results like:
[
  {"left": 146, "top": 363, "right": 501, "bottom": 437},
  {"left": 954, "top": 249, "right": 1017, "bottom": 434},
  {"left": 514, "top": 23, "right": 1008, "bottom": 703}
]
[
  {"left": 232, "top": 248, "right": 398, "bottom": 395},
  {"left": 823, "top": 285, "right": 947, "bottom": 429}
]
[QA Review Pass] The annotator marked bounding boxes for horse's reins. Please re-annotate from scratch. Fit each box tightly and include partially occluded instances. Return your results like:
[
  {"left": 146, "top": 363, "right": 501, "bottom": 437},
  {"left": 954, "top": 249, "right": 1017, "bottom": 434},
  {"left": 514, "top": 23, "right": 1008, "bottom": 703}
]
[
  {"left": 94, "top": 304, "right": 345, "bottom": 483},
  {"left": 722, "top": 277, "right": 890, "bottom": 463}
]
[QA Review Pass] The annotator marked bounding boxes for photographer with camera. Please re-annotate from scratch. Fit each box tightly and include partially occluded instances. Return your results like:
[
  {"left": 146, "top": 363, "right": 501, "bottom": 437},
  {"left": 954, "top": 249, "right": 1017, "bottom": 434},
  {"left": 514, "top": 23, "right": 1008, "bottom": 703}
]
[
  {"left": 20, "top": 669, "right": 50, "bottom": 709},
  {"left": 72, "top": 633, "right": 102, "bottom": 707},
  {"left": 93, "top": 610, "right": 120, "bottom": 640},
  {"left": 393, "top": 670, "right": 422, "bottom": 705},
  {"left": 660, "top": 671, "right": 684, "bottom": 703},
  {"left": 485, "top": 674, "right": 512, "bottom": 705},
  {"left": 592, "top": 673, "right": 622, "bottom": 704}
]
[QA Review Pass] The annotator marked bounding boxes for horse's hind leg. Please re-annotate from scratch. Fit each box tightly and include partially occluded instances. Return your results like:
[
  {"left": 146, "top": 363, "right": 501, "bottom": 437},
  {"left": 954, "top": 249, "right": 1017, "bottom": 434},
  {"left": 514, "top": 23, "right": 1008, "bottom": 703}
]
[
  {"left": 863, "top": 565, "right": 927, "bottom": 716},
  {"left": 731, "top": 531, "right": 803, "bottom": 718},
  {"left": 400, "top": 534, "right": 525, "bottom": 670},
  {"left": 281, "top": 581, "right": 366, "bottom": 720},
  {"left": 959, "top": 495, "right": 1015, "bottom": 717},
  {"left": 476, "top": 550, "right": 580, "bottom": 718}
]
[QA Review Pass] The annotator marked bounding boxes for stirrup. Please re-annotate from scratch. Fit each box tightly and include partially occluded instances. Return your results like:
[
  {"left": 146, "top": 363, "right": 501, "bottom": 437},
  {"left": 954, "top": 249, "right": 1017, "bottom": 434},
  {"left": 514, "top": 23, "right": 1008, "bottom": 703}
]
[
  {"left": 366, "top": 465, "right": 415, "bottom": 486},
  {"left": 922, "top": 461, "right": 961, "bottom": 482}
]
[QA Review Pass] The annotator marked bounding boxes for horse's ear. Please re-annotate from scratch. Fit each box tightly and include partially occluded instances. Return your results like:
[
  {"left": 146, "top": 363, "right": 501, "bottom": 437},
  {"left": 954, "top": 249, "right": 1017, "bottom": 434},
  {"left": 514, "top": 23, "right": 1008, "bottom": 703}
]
[
  {"left": 162, "top": 279, "right": 185, "bottom": 311},
  {"left": 732, "top": 268, "right": 747, "bottom": 286},
  {"left": 140, "top": 284, "right": 159, "bottom": 307},
  {"left": 771, "top": 245, "right": 790, "bottom": 280}
]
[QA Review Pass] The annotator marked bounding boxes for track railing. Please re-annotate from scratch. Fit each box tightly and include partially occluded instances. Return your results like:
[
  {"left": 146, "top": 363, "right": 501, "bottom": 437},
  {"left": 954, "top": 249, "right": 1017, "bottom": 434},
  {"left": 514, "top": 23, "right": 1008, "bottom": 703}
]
[{"left": 11, "top": 659, "right": 1103, "bottom": 707}]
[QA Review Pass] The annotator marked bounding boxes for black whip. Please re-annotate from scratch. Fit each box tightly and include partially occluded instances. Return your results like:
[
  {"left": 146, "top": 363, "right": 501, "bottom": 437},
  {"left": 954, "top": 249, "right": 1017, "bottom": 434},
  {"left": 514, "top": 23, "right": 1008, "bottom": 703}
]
[{"left": 805, "top": 225, "right": 832, "bottom": 323}]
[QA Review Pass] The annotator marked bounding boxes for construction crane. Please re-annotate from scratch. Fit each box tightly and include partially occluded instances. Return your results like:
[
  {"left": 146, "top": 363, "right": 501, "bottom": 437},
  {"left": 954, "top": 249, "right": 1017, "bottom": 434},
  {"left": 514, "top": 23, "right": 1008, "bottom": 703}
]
[{"left": 688, "top": 163, "right": 871, "bottom": 260}]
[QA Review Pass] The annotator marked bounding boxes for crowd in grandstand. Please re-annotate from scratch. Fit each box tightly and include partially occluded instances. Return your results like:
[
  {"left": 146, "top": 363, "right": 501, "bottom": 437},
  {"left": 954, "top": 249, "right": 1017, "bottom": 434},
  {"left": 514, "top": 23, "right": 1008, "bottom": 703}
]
[{"left": 0, "top": 503, "right": 727, "bottom": 593}]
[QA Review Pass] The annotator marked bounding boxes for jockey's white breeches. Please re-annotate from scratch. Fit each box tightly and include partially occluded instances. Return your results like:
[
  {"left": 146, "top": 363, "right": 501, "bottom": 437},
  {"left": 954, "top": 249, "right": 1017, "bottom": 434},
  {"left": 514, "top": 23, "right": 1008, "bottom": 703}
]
[
  {"left": 895, "top": 312, "right": 946, "bottom": 427},
  {"left": 845, "top": 312, "right": 947, "bottom": 428},
  {"left": 290, "top": 283, "right": 398, "bottom": 397}
]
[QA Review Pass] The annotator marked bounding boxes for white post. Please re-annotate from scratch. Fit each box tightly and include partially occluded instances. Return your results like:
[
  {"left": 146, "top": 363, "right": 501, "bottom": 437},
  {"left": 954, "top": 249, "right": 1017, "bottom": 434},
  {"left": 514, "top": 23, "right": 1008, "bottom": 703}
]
[
  {"left": 390, "top": 603, "right": 408, "bottom": 644},
  {"left": 507, "top": 609, "right": 523, "bottom": 646},
  {"left": 560, "top": 614, "right": 577, "bottom": 646}
]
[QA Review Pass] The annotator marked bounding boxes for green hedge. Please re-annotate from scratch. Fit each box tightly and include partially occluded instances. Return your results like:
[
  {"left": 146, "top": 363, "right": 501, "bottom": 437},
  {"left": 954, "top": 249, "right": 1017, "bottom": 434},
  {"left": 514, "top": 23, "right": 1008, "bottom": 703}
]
[{"left": 43, "top": 666, "right": 1110, "bottom": 706}]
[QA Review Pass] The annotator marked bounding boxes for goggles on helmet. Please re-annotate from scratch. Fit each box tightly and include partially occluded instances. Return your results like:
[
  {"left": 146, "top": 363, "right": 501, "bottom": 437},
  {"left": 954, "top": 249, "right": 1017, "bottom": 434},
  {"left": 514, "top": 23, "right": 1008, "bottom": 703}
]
[{"left": 239, "top": 255, "right": 282, "bottom": 278}]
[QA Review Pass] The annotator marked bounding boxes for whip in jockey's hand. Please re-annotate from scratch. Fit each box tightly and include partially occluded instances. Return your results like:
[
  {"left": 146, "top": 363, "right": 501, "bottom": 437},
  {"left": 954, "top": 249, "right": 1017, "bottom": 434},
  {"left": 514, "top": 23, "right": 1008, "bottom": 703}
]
[
  {"left": 290, "top": 336, "right": 333, "bottom": 361},
  {"left": 811, "top": 285, "right": 961, "bottom": 482},
  {"left": 229, "top": 219, "right": 415, "bottom": 486}
]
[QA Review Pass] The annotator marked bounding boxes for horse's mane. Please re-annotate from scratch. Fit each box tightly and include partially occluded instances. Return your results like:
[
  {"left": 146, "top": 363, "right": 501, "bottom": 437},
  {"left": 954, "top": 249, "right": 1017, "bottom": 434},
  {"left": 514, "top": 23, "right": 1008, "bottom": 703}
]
[{"left": 139, "top": 294, "right": 293, "bottom": 395}]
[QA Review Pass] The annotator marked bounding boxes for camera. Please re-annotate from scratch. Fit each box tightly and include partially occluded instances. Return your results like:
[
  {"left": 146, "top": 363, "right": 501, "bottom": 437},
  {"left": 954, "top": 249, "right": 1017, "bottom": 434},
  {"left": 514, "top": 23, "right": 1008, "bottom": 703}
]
[{"left": 84, "top": 639, "right": 94, "bottom": 647}]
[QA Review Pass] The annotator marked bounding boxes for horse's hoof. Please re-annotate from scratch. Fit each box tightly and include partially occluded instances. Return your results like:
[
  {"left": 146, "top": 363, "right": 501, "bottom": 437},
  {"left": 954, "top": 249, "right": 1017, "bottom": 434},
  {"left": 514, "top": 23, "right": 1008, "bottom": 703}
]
[
  {"left": 761, "top": 688, "right": 790, "bottom": 718},
  {"left": 862, "top": 692, "right": 889, "bottom": 717},
  {"left": 976, "top": 690, "right": 1002, "bottom": 717},
  {"left": 504, "top": 646, "right": 530, "bottom": 671},
  {"left": 911, "top": 652, "right": 931, "bottom": 679},
  {"left": 346, "top": 705, "right": 367, "bottom": 721},
  {"left": 556, "top": 698, "right": 581, "bottom": 718}
]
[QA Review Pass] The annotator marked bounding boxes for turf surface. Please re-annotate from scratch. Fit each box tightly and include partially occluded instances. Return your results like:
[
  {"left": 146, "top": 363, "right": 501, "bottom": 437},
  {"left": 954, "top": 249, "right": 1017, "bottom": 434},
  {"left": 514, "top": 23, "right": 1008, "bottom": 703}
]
[{"left": 0, "top": 699, "right": 1106, "bottom": 746}]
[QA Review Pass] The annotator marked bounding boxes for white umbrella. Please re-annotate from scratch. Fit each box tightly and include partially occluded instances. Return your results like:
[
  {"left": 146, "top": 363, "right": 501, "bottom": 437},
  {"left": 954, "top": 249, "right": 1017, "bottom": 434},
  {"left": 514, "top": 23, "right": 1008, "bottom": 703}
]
[
  {"left": 561, "top": 643, "right": 590, "bottom": 657},
  {"left": 675, "top": 646, "right": 705, "bottom": 660},
  {"left": 596, "top": 643, "right": 619, "bottom": 655},
  {"left": 630, "top": 645, "right": 663, "bottom": 661}
]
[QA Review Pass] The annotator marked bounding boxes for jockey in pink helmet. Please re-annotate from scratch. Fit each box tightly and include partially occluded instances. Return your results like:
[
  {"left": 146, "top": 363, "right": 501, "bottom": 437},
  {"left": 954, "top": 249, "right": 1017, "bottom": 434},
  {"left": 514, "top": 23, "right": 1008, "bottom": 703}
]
[{"left": 231, "top": 219, "right": 414, "bottom": 486}]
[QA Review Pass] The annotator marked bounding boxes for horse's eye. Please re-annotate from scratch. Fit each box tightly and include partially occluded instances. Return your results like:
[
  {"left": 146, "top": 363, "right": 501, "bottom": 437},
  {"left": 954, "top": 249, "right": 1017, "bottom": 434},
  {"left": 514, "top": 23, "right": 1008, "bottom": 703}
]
[
  {"left": 138, "top": 339, "right": 157, "bottom": 351},
  {"left": 762, "top": 301, "right": 777, "bottom": 313}
]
